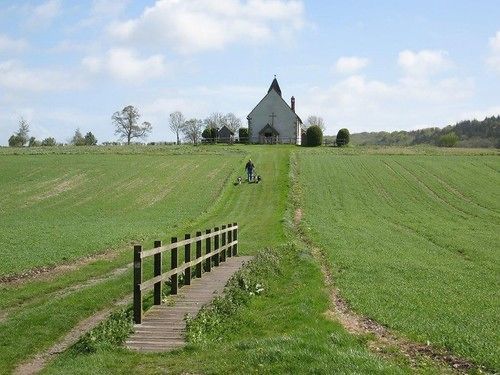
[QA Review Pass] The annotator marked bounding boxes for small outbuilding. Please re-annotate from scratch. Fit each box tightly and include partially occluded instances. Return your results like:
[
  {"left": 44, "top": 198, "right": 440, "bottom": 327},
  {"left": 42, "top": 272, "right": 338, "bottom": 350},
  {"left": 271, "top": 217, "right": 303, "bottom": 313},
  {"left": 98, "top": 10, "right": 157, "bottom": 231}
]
[{"left": 218, "top": 125, "right": 235, "bottom": 143}]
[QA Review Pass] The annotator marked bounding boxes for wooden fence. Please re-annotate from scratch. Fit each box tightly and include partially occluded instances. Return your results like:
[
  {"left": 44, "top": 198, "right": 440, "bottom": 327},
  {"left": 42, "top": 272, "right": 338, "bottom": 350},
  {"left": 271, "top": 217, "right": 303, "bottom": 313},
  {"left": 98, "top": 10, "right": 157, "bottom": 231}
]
[{"left": 133, "top": 223, "right": 238, "bottom": 324}]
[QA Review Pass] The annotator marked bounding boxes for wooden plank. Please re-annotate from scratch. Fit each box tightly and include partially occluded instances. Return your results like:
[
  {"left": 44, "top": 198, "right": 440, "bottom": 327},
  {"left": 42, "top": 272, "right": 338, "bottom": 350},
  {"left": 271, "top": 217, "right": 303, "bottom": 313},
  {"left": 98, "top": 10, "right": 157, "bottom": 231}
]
[
  {"left": 170, "top": 237, "right": 178, "bottom": 295},
  {"left": 196, "top": 231, "right": 202, "bottom": 278},
  {"left": 153, "top": 240, "right": 162, "bottom": 305},
  {"left": 133, "top": 245, "right": 143, "bottom": 324},
  {"left": 184, "top": 233, "right": 191, "bottom": 285}
]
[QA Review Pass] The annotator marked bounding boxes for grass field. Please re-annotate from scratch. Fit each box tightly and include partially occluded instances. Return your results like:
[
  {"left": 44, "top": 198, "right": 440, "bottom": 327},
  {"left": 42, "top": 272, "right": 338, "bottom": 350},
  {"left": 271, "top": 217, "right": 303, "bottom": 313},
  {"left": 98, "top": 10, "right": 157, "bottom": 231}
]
[
  {"left": 0, "top": 144, "right": 498, "bottom": 374},
  {"left": 0, "top": 148, "right": 243, "bottom": 276},
  {"left": 296, "top": 149, "right": 500, "bottom": 370}
]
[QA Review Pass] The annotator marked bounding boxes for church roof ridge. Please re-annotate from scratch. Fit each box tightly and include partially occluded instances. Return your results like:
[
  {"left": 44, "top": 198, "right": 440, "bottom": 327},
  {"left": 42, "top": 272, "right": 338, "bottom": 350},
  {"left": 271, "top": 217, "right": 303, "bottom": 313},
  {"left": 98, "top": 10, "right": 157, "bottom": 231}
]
[{"left": 267, "top": 77, "right": 282, "bottom": 97}]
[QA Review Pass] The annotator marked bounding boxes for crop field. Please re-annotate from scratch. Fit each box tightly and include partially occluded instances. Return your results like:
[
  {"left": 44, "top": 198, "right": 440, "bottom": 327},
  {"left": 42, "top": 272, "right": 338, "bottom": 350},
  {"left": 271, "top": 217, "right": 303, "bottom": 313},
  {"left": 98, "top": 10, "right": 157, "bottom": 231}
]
[
  {"left": 0, "top": 148, "right": 243, "bottom": 276},
  {"left": 296, "top": 150, "right": 500, "bottom": 370},
  {"left": 0, "top": 145, "right": 498, "bottom": 374}
]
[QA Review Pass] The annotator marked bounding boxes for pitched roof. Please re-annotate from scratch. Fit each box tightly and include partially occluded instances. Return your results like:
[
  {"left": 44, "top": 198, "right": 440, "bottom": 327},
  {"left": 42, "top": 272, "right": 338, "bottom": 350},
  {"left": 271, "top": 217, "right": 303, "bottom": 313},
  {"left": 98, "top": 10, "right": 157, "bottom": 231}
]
[
  {"left": 267, "top": 77, "right": 282, "bottom": 97},
  {"left": 218, "top": 125, "right": 234, "bottom": 135}
]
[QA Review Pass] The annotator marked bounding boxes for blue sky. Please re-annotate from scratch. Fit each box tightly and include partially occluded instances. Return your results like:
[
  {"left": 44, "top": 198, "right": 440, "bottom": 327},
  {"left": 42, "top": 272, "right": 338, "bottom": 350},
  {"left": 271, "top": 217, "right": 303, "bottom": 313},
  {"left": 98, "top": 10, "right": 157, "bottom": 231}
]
[{"left": 0, "top": 0, "right": 499, "bottom": 144}]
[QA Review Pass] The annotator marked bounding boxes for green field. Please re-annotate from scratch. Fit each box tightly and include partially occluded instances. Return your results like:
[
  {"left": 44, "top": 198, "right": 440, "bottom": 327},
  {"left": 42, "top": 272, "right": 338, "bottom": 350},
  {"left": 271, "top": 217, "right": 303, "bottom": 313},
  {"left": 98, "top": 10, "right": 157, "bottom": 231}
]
[
  {"left": 296, "top": 149, "right": 500, "bottom": 369},
  {"left": 0, "top": 145, "right": 498, "bottom": 374}
]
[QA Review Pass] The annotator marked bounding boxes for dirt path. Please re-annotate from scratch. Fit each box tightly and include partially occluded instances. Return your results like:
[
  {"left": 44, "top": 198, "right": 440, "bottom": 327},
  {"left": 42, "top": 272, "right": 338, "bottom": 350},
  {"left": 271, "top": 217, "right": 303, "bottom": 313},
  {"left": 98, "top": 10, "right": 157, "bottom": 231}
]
[
  {"left": 14, "top": 296, "right": 132, "bottom": 375},
  {"left": 293, "top": 208, "right": 489, "bottom": 374},
  {"left": 0, "top": 249, "right": 124, "bottom": 285}
]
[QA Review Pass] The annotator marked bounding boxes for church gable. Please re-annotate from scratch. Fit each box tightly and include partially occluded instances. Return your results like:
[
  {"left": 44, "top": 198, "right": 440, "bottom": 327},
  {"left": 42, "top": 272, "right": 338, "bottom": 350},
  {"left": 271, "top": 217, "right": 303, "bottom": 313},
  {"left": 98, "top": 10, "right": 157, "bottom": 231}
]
[{"left": 247, "top": 77, "right": 303, "bottom": 145}]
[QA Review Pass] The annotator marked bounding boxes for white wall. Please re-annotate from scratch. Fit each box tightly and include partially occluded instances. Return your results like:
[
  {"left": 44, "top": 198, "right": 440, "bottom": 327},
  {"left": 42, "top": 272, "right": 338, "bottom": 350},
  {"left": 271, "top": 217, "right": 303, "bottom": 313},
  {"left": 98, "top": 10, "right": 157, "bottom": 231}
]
[{"left": 248, "top": 90, "right": 300, "bottom": 144}]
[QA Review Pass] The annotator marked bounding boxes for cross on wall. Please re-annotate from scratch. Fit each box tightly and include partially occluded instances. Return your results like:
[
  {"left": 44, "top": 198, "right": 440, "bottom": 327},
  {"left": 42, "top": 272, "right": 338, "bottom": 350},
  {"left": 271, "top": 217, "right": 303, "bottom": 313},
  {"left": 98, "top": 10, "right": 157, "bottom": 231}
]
[{"left": 269, "top": 112, "right": 277, "bottom": 126}]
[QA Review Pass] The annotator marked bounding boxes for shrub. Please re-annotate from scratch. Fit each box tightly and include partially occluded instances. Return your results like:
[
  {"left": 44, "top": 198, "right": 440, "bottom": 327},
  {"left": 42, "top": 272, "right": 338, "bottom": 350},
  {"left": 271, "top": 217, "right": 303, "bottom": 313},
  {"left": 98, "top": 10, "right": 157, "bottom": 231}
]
[
  {"left": 84, "top": 132, "right": 98, "bottom": 146},
  {"left": 306, "top": 125, "right": 323, "bottom": 147},
  {"left": 202, "top": 127, "right": 218, "bottom": 143},
  {"left": 336, "top": 128, "right": 350, "bottom": 146},
  {"left": 28, "top": 137, "right": 40, "bottom": 147},
  {"left": 72, "top": 309, "right": 133, "bottom": 353},
  {"left": 8, "top": 134, "right": 24, "bottom": 147},
  {"left": 438, "top": 131, "right": 459, "bottom": 147},
  {"left": 41, "top": 137, "right": 57, "bottom": 146}
]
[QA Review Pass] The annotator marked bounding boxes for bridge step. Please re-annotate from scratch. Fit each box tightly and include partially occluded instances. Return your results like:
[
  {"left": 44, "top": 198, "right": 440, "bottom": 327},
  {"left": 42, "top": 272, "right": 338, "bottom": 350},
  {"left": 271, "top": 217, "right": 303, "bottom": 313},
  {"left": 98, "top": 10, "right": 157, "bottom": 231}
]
[{"left": 125, "top": 256, "right": 252, "bottom": 352}]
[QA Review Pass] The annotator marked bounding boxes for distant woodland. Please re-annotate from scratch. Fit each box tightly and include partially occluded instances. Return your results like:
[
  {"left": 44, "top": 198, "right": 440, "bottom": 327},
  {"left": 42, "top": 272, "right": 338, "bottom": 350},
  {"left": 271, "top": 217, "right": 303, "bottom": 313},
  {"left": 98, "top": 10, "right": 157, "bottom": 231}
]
[{"left": 346, "top": 116, "right": 500, "bottom": 148}]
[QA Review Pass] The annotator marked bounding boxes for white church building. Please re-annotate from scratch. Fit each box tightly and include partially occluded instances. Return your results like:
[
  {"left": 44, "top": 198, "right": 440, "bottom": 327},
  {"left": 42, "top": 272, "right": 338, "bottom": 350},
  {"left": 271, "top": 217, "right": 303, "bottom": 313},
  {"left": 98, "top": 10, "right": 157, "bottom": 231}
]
[{"left": 247, "top": 77, "right": 304, "bottom": 145}]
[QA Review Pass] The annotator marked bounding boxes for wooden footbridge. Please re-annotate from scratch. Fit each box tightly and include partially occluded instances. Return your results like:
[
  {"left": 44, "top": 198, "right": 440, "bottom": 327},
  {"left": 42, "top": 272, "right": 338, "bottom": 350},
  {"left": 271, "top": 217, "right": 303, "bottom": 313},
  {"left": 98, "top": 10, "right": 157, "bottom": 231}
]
[{"left": 126, "top": 223, "right": 251, "bottom": 352}]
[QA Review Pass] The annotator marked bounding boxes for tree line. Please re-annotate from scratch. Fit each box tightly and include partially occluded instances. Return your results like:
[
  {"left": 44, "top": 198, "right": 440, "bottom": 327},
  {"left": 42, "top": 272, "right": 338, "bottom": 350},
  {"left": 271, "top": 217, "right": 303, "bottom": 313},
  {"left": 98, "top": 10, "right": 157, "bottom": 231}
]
[
  {"left": 7, "top": 105, "right": 331, "bottom": 147},
  {"left": 8, "top": 117, "right": 97, "bottom": 147},
  {"left": 350, "top": 116, "right": 500, "bottom": 148}
]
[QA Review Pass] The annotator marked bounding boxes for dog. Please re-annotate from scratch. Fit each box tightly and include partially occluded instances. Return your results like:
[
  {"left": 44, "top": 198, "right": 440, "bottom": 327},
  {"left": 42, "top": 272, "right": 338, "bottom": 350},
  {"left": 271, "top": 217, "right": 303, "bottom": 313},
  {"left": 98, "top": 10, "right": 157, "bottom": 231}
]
[
  {"left": 237, "top": 176, "right": 242, "bottom": 185},
  {"left": 256, "top": 175, "right": 262, "bottom": 183}
]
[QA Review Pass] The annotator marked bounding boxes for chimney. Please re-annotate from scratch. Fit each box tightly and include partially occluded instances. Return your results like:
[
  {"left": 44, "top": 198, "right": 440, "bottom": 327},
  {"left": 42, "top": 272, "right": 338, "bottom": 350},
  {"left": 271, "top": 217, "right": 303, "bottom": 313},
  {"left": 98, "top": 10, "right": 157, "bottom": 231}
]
[{"left": 291, "top": 96, "right": 295, "bottom": 112}]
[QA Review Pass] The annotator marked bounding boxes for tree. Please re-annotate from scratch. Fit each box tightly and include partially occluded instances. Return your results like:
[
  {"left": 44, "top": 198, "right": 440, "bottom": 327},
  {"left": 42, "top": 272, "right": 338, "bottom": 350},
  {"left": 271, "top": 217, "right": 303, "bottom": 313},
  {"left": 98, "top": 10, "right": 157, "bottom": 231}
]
[
  {"left": 336, "top": 128, "right": 350, "bottom": 146},
  {"left": 306, "top": 125, "right": 323, "bottom": 147},
  {"left": 182, "top": 119, "right": 204, "bottom": 145},
  {"left": 28, "top": 137, "right": 40, "bottom": 147},
  {"left": 202, "top": 127, "right": 218, "bottom": 143},
  {"left": 204, "top": 112, "right": 224, "bottom": 130},
  {"left": 438, "top": 131, "right": 459, "bottom": 147},
  {"left": 8, "top": 135, "right": 24, "bottom": 147},
  {"left": 306, "top": 116, "right": 325, "bottom": 131},
  {"left": 222, "top": 113, "right": 242, "bottom": 133},
  {"left": 41, "top": 137, "right": 56, "bottom": 146},
  {"left": 113, "top": 105, "right": 152, "bottom": 145},
  {"left": 71, "top": 128, "right": 86, "bottom": 146},
  {"left": 238, "top": 128, "right": 249, "bottom": 143},
  {"left": 169, "top": 111, "right": 185, "bottom": 145},
  {"left": 17, "top": 117, "right": 30, "bottom": 145},
  {"left": 84, "top": 132, "right": 98, "bottom": 145},
  {"left": 8, "top": 117, "right": 30, "bottom": 147}
]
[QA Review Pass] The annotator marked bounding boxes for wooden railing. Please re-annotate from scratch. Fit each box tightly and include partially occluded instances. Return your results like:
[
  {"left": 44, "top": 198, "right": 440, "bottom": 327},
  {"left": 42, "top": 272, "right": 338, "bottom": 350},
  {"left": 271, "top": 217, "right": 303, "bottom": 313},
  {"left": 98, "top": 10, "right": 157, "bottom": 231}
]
[{"left": 133, "top": 223, "right": 238, "bottom": 324}]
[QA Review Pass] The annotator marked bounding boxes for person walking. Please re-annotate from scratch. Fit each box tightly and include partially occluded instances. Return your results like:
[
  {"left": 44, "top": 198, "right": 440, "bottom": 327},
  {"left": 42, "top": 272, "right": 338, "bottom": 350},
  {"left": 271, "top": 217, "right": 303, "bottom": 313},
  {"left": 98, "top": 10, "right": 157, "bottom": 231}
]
[{"left": 245, "top": 159, "right": 255, "bottom": 182}]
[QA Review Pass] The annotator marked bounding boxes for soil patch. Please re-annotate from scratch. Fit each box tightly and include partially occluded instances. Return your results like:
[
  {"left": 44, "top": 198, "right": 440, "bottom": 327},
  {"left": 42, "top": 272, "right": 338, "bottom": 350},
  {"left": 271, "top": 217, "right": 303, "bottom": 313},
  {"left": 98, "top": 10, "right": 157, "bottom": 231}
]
[{"left": 0, "top": 249, "right": 122, "bottom": 285}]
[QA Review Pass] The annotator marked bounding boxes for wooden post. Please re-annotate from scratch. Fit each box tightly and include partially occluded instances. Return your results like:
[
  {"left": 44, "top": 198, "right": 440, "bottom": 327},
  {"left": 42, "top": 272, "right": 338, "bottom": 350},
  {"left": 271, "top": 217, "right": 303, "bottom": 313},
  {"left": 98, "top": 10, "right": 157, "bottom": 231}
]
[
  {"left": 153, "top": 240, "right": 162, "bottom": 305},
  {"left": 205, "top": 229, "right": 211, "bottom": 272},
  {"left": 133, "top": 245, "right": 143, "bottom": 324},
  {"left": 233, "top": 222, "right": 238, "bottom": 256},
  {"left": 227, "top": 224, "right": 232, "bottom": 258},
  {"left": 221, "top": 225, "right": 227, "bottom": 262},
  {"left": 214, "top": 227, "right": 220, "bottom": 267},
  {"left": 171, "top": 237, "right": 178, "bottom": 295},
  {"left": 196, "top": 231, "right": 202, "bottom": 278},
  {"left": 184, "top": 233, "right": 191, "bottom": 285}
]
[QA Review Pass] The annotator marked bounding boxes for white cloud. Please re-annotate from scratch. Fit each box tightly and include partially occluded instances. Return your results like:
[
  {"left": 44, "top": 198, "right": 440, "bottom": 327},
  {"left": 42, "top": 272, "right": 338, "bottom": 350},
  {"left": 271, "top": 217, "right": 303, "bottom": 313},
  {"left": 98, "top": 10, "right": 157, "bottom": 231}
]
[
  {"left": 334, "top": 56, "right": 369, "bottom": 74},
  {"left": 108, "top": 0, "right": 305, "bottom": 53},
  {"left": 0, "top": 34, "right": 28, "bottom": 52},
  {"left": 486, "top": 31, "right": 500, "bottom": 73},
  {"left": 27, "top": 0, "right": 61, "bottom": 29},
  {"left": 0, "top": 60, "right": 84, "bottom": 91},
  {"left": 300, "top": 72, "right": 474, "bottom": 134},
  {"left": 398, "top": 49, "right": 451, "bottom": 77},
  {"left": 82, "top": 48, "right": 167, "bottom": 83}
]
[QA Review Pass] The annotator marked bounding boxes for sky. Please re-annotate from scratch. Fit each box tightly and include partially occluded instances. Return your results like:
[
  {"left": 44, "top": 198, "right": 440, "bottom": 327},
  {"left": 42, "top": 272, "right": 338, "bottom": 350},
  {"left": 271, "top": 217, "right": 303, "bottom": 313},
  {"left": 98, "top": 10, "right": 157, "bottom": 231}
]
[{"left": 0, "top": 0, "right": 499, "bottom": 144}]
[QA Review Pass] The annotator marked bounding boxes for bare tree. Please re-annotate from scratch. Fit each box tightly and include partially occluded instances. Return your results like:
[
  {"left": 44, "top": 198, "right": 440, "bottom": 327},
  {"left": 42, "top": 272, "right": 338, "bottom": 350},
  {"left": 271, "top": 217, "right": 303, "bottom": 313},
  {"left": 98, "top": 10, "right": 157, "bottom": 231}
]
[
  {"left": 203, "top": 112, "right": 223, "bottom": 129},
  {"left": 222, "top": 113, "right": 242, "bottom": 133},
  {"left": 182, "top": 118, "right": 204, "bottom": 145},
  {"left": 169, "top": 111, "right": 185, "bottom": 145},
  {"left": 112, "top": 105, "right": 152, "bottom": 145},
  {"left": 306, "top": 115, "right": 325, "bottom": 131}
]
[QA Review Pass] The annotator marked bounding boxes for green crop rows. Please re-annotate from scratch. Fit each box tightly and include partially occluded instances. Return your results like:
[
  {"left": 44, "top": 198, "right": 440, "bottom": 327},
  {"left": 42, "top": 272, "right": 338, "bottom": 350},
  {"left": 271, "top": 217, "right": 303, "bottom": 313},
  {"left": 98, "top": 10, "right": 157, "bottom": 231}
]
[{"left": 0, "top": 145, "right": 498, "bottom": 374}]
